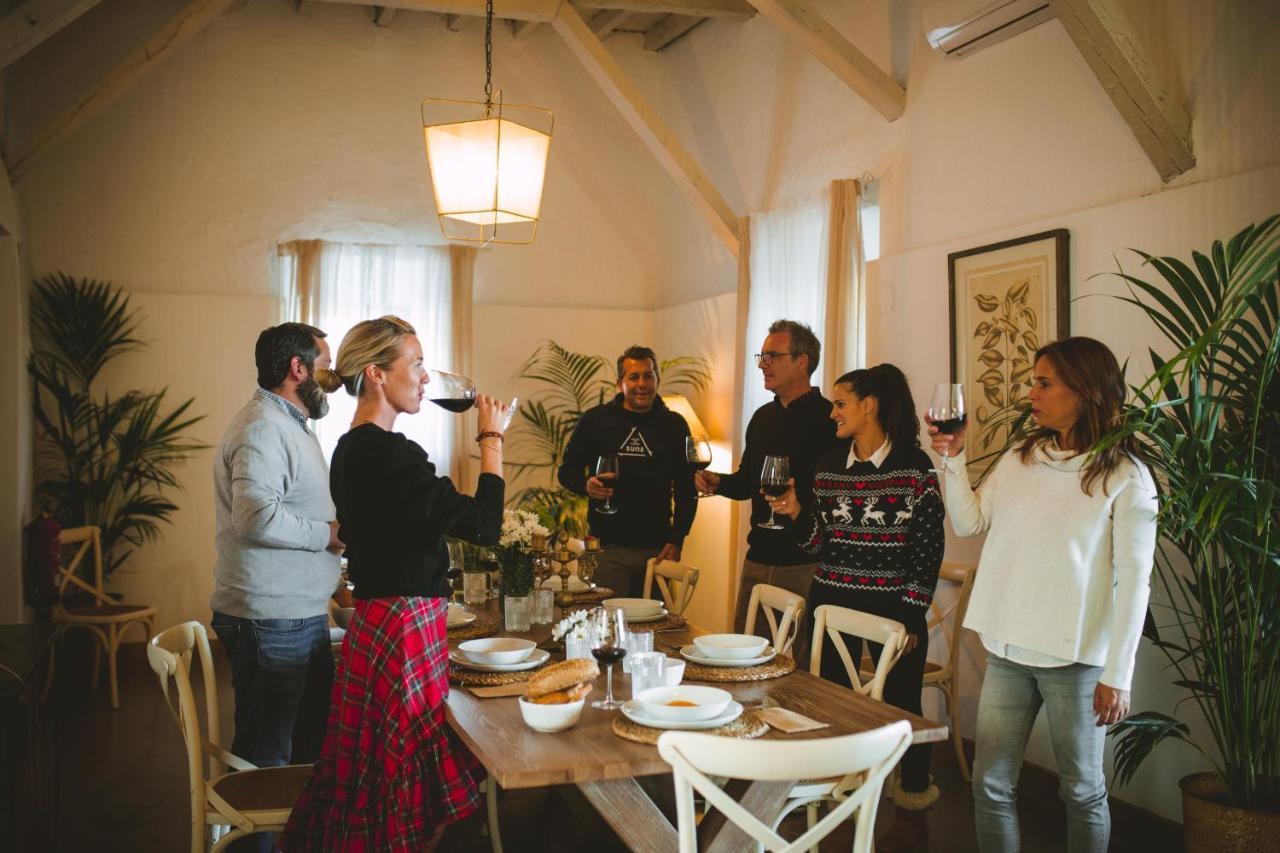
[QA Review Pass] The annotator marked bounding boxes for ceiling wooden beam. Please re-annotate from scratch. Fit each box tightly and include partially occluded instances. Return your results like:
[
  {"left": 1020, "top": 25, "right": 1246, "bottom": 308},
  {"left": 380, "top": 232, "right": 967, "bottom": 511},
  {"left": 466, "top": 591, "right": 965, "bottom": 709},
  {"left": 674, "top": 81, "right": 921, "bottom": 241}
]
[
  {"left": 744, "top": 0, "right": 904, "bottom": 121},
  {"left": 1048, "top": 0, "right": 1193, "bottom": 181},
  {"left": 315, "top": 0, "right": 752, "bottom": 23},
  {"left": 589, "top": 9, "right": 630, "bottom": 38},
  {"left": 443, "top": 12, "right": 462, "bottom": 29},
  {"left": 643, "top": 14, "right": 703, "bottom": 51},
  {"left": 4, "top": 0, "right": 237, "bottom": 183},
  {"left": 372, "top": 5, "right": 397, "bottom": 25},
  {"left": 551, "top": 2, "right": 739, "bottom": 257},
  {"left": 510, "top": 18, "right": 538, "bottom": 38},
  {"left": 0, "top": 0, "right": 103, "bottom": 70}
]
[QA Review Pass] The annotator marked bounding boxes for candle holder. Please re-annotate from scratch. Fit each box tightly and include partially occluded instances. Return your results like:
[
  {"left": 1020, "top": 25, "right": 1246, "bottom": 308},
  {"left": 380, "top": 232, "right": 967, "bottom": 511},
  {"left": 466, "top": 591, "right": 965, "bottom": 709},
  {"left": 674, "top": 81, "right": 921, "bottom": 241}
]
[
  {"left": 578, "top": 539, "right": 601, "bottom": 587},
  {"left": 554, "top": 548, "right": 576, "bottom": 608}
]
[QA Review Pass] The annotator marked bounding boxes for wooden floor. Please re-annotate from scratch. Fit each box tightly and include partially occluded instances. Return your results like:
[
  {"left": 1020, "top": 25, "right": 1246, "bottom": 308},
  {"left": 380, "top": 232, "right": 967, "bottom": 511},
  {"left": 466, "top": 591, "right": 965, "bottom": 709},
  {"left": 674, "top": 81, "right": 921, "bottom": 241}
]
[{"left": 11, "top": 637, "right": 1180, "bottom": 852}]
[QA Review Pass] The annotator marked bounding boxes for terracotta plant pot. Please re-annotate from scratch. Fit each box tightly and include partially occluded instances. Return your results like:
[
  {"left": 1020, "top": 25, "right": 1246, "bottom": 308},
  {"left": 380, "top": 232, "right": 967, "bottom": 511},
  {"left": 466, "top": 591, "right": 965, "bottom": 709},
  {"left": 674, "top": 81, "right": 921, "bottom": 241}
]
[{"left": 1181, "top": 773, "right": 1280, "bottom": 853}]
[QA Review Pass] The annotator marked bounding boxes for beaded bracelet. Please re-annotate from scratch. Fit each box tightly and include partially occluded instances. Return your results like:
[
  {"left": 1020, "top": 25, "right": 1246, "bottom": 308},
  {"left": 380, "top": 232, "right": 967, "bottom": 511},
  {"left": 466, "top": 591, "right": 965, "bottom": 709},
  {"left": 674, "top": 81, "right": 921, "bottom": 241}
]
[{"left": 475, "top": 431, "right": 504, "bottom": 443}]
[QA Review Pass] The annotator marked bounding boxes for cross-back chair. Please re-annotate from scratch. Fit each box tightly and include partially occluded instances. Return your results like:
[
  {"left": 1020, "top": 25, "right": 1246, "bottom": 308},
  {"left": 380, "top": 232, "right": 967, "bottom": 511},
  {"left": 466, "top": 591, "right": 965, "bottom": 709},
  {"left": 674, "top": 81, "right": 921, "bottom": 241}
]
[
  {"left": 45, "top": 525, "right": 156, "bottom": 709},
  {"left": 643, "top": 558, "right": 700, "bottom": 616},
  {"left": 743, "top": 583, "right": 806, "bottom": 657}
]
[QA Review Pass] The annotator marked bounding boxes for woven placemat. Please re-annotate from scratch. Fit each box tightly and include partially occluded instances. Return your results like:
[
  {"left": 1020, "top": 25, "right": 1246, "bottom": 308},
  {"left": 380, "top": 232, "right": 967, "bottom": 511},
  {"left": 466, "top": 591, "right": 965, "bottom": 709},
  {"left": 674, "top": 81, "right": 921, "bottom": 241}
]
[
  {"left": 611, "top": 709, "right": 770, "bottom": 745},
  {"left": 447, "top": 661, "right": 550, "bottom": 687},
  {"left": 568, "top": 585, "right": 616, "bottom": 604},
  {"left": 447, "top": 615, "right": 500, "bottom": 642},
  {"left": 626, "top": 613, "right": 687, "bottom": 633},
  {"left": 682, "top": 654, "right": 796, "bottom": 683}
]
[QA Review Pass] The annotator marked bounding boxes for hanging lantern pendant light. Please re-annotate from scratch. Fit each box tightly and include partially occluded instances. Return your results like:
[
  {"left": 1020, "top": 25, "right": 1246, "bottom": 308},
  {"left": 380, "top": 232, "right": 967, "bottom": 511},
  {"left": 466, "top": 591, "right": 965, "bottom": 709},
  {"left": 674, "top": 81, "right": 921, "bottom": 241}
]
[{"left": 421, "top": 0, "right": 554, "bottom": 245}]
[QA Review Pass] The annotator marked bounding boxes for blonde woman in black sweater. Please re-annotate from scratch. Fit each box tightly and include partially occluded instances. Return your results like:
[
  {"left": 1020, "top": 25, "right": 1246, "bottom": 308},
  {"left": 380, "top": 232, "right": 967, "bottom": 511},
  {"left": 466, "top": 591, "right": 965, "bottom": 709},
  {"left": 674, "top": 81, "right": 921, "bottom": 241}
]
[{"left": 769, "top": 364, "right": 944, "bottom": 853}]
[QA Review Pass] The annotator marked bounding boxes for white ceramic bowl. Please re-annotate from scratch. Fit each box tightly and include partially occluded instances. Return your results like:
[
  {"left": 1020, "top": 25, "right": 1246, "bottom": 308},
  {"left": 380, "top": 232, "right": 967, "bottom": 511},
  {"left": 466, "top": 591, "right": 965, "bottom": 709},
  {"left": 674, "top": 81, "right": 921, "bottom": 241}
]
[
  {"left": 635, "top": 685, "right": 732, "bottom": 721},
  {"left": 662, "top": 657, "right": 686, "bottom": 687},
  {"left": 332, "top": 607, "right": 355, "bottom": 630},
  {"left": 693, "top": 634, "right": 770, "bottom": 661},
  {"left": 518, "top": 695, "right": 585, "bottom": 732},
  {"left": 458, "top": 638, "right": 537, "bottom": 665},
  {"left": 603, "top": 597, "right": 663, "bottom": 618}
]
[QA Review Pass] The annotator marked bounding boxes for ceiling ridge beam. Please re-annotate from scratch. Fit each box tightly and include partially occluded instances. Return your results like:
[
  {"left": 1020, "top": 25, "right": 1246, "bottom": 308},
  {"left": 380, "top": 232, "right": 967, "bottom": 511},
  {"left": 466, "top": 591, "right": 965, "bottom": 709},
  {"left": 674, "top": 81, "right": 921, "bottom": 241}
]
[
  {"left": 315, "top": 0, "right": 752, "bottom": 22},
  {"left": 643, "top": 14, "right": 703, "bottom": 51},
  {"left": 1048, "top": 0, "right": 1193, "bottom": 181},
  {"left": 1, "top": 0, "right": 104, "bottom": 71},
  {"left": 589, "top": 9, "right": 631, "bottom": 38},
  {"left": 745, "top": 0, "right": 904, "bottom": 122},
  {"left": 551, "top": 2, "right": 740, "bottom": 257},
  {"left": 5, "top": 0, "right": 237, "bottom": 183}
]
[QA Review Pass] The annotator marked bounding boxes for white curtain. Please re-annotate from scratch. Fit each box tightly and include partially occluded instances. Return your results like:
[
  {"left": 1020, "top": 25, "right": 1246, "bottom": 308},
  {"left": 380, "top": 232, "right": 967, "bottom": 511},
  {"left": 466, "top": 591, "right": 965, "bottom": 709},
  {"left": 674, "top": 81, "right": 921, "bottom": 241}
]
[
  {"left": 742, "top": 191, "right": 832, "bottom": 427},
  {"left": 277, "top": 240, "right": 458, "bottom": 474}
]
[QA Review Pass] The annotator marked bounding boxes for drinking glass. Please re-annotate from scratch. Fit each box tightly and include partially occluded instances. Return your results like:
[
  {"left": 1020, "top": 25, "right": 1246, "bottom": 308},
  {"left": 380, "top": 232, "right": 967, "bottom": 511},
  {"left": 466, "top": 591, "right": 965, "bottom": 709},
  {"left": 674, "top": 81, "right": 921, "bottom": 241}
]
[
  {"left": 622, "top": 628, "right": 653, "bottom": 673},
  {"left": 595, "top": 455, "right": 620, "bottom": 516},
  {"left": 531, "top": 588, "right": 555, "bottom": 624},
  {"left": 445, "top": 540, "right": 465, "bottom": 603},
  {"left": 630, "top": 652, "right": 666, "bottom": 698},
  {"left": 590, "top": 607, "right": 628, "bottom": 710},
  {"left": 426, "top": 368, "right": 477, "bottom": 413},
  {"left": 758, "top": 455, "right": 790, "bottom": 529},
  {"left": 462, "top": 568, "right": 488, "bottom": 606},
  {"left": 686, "top": 437, "right": 713, "bottom": 498},
  {"left": 928, "top": 383, "right": 967, "bottom": 460}
]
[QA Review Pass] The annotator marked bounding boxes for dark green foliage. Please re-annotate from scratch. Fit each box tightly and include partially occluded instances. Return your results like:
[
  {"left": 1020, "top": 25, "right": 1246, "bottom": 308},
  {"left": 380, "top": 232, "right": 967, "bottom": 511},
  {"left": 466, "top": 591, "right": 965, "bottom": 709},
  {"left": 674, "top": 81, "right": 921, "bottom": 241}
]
[{"left": 29, "top": 273, "right": 209, "bottom": 579}]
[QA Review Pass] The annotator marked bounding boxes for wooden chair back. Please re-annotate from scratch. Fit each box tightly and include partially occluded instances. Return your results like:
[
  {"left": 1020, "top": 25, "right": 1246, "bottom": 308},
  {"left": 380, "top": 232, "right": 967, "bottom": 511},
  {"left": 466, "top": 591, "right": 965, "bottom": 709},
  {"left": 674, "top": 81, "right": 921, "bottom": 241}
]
[
  {"left": 925, "top": 562, "right": 976, "bottom": 683},
  {"left": 658, "top": 721, "right": 912, "bottom": 853},
  {"left": 53, "top": 526, "right": 112, "bottom": 612},
  {"left": 810, "top": 605, "right": 906, "bottom": 701},
  {"left": 643, "top": 558, "right": 700, "bottom": 616},
  {"left": 744, "top": 584, "right": 806, "bottom": 656}
]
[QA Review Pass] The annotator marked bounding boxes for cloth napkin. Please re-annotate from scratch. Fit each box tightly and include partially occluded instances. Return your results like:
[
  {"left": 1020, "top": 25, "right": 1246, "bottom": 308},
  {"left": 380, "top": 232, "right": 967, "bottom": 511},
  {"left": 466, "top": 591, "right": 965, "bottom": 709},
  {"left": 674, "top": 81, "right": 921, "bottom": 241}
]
[
  {"left": 756, "top": 707, "right": 829, "bottom": 733},
  {"left": 469, "top": 683, "right": 529, "bottom": 698}
]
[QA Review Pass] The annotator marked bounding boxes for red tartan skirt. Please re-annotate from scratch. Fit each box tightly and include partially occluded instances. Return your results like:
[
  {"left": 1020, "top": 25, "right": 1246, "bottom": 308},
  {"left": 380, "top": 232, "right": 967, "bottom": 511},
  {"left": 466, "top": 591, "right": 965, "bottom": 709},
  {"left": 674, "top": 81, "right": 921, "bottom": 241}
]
[{"left": 278, "top": 596, "right": 482, "bottom": 852}]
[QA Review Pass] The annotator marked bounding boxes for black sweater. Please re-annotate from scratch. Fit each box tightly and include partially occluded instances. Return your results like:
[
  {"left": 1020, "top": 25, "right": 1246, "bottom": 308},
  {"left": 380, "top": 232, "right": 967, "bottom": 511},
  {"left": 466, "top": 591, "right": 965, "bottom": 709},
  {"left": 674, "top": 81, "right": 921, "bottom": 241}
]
[
  {"left": 557, "top": 394, "right": 697, "bottom": 549},
  {"left": 331, "top": 424, "right": 503, "bottom": 599},
  {"left": 795, "top": 444, "right": 945, "bottom": 624},
  {"left": 717, "top": 389, "right": 848, "bottom": 565}
]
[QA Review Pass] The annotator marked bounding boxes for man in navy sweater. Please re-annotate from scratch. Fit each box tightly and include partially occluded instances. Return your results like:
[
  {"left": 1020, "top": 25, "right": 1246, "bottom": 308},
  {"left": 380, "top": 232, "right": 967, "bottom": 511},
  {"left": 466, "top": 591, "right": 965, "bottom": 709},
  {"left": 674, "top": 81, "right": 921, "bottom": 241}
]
[{"left": 558, "top": 346, "right": 697, "bottom": 598}]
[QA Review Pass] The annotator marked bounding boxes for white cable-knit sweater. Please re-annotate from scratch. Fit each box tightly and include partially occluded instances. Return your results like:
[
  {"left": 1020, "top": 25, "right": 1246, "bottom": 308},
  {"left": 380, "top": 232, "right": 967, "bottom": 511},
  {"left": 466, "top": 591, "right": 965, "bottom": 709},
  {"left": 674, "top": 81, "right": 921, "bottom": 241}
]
[{"left": 942, "top": 444, "right": 1158, "bottom": 690}]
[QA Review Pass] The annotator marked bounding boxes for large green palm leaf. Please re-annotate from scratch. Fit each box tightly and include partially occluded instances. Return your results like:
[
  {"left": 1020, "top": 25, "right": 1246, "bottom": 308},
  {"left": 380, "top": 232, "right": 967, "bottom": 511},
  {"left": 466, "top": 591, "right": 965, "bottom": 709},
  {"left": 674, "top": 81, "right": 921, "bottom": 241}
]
[{"left": 1104, "top": 216, "right": 1279, "bottom": 808}]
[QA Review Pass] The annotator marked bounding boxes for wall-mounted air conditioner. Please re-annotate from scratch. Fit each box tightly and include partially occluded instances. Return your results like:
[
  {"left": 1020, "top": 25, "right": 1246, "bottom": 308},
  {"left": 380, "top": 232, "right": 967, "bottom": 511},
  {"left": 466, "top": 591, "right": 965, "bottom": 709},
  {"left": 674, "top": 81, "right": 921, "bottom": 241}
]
[{"left": 924, "top": 0, "right": 1056, "bottom": 58}]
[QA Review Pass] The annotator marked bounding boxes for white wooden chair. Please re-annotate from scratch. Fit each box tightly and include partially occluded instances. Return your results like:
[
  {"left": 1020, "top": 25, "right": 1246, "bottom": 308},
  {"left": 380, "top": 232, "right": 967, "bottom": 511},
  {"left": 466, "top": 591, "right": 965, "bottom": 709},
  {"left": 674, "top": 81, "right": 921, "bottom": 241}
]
[
  {"left": 768, "top": 604, "right": 908, "bottom": 851},
  {"left": 44, "top": 525, "right": 156, "bottom": 709},
  {"left": 743, "top": 583, "right": 806, "bottom": 657},
  {"left": 148, "top": 621, "right": 312, "bottom": 852},
  {"left": 658, "top": 721, "right": 913, "bottom": 853},
  {"left": 858, "top": 561, "right": 977, "bottom": 780},
  {"left": 643, "top": 558, "right": 699, "bottom": 616}
]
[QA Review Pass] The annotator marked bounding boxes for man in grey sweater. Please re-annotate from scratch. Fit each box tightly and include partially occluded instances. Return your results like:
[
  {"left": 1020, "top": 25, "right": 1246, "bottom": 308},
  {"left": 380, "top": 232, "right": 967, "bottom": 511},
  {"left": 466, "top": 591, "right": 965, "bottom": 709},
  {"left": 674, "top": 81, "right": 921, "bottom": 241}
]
[{"left": 211, "top": 323, "right": 343, "bottom": 833}]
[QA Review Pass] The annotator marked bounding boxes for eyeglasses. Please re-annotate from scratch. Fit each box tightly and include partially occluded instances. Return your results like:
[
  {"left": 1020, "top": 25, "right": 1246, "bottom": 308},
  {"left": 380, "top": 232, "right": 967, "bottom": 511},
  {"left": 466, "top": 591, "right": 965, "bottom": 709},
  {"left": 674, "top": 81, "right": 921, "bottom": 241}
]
[{"left": 754, "top": 351, "right": 797, "bottom": 367}]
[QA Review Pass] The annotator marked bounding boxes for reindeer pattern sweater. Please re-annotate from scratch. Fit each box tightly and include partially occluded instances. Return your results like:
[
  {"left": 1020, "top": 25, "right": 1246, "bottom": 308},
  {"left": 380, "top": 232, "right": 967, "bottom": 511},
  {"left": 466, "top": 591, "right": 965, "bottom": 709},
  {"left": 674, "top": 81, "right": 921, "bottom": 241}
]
[{"left": 795, "top": 443, "right": 945, "bottom": 624}]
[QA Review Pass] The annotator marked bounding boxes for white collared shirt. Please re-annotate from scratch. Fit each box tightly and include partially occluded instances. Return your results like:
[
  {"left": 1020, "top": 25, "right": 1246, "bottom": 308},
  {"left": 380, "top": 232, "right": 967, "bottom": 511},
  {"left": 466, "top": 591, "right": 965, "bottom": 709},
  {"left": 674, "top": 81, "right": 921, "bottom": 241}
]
[{"left": 847, "top": 436, "right": 892, "bottom": 469}]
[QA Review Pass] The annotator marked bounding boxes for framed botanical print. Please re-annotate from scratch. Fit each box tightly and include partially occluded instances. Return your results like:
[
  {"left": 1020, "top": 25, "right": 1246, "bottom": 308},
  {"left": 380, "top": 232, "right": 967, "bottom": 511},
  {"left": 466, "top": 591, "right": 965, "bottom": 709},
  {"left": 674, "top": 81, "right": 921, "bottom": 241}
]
[{"left": 948, "top": 229, "right": 1069, "bottom": 481}]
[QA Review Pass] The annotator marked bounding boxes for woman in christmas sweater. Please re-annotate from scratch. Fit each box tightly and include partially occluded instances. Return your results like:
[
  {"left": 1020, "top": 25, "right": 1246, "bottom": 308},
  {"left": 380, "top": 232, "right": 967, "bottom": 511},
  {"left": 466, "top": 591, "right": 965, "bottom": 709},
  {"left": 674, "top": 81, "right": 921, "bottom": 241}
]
[{"left": 769, "top": 363, "right": 945, "bottom": 853}]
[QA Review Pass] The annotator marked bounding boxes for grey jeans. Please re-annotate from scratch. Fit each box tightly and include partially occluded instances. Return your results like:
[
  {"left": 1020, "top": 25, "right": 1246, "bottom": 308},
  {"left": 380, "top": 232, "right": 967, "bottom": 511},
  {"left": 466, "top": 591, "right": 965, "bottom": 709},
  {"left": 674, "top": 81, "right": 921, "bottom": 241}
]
[
  {"left": 733, "top": 559, "right": 816, "bottom": 665},
  {"left": 593, "top": 544, "right": 662, "bottom": 599},
  {"left": 973, "top": 653, "right": 1110, "bottom": 853}
]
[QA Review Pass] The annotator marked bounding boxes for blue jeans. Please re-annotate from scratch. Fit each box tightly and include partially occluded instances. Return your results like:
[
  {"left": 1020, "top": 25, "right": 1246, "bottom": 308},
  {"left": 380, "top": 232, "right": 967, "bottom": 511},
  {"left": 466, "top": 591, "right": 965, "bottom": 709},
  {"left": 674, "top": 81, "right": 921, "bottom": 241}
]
[
  {"left": 211, "top": 613, "right": 333, "bottom": 852},
  {"left": 972, "top": 654, "right": 1110, "bottom": 853}
]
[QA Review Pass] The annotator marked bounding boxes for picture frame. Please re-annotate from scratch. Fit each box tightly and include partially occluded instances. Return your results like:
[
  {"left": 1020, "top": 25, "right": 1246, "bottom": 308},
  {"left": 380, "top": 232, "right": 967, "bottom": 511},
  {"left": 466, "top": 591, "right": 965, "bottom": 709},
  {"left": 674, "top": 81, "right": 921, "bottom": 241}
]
[{"left": 948, "top": 229, "right": 1069, "bottom": 483}]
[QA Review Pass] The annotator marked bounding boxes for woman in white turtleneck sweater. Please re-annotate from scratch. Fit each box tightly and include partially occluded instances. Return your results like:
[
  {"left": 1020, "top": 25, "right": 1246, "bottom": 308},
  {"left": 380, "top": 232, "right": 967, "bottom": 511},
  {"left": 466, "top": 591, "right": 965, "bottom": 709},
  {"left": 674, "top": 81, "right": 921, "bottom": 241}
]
[{"left": 929, "top": 337, "right": 1157, "bottom": 853}]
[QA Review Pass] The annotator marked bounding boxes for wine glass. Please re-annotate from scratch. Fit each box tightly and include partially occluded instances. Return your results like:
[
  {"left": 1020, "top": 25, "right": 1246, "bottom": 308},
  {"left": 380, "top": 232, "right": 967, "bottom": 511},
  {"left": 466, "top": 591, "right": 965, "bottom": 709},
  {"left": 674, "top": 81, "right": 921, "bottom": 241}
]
[
  {"left": 758, "top": 455, "right": 790, "bottom": 529},
  {"left": 686, "top": 436, "right": 713, "bottom": 499},
  {"left": 596, "top": 455, "right": 620, "bottom": 515},
  {"left": 928, "top": 383, "right": 967, "bottom": 460},
  {"left": 477, "top": 547, "right": 501, "bottom": 600},
  {"left": 590, "top": 606, "right": 628, "bottom": 710},
  {"left": 427, "top": 368, "right": 477, "bottom": 413},
  {"left": 445, "top": 540, "right": 465, "bottom": 604}
]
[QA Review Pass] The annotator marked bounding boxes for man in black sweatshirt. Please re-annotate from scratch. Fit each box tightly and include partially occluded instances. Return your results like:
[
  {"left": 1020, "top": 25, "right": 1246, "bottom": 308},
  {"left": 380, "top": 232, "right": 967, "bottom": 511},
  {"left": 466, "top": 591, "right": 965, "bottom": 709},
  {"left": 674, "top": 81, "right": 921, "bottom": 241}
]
[
  {"left": 696, "top": 320, "right": 848, "bottom": 661},
  {"left": 558, "top": 346, "right": 697, "bottom": 599}
]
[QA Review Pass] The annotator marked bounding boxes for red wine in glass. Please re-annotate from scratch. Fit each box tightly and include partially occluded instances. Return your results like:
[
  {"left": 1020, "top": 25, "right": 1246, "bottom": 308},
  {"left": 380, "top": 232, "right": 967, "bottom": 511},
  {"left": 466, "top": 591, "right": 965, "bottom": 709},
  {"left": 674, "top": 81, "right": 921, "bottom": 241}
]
[
  {"left": 928, "top": 383, "right": 967, "bottom": 460},
  {"left": 758, "top": 455, "right": 790, "bottom": 529},
  {"left": 431, "top": 398, "right": 476, "bottom": 413},
  {"left": 596, "top": 455, "right": 620, "bottom": 515},
  {"left": 686, "top": 437, "right": 714, "bottom": 497},
  {"left": 932, "top": 414, "right": 968, "bottom": 435},
  {"left": 590, "top": 607, "right": 628, "bottom": 710},
  {"left": 591, "top": 646, "right": 627, "bottom": 666}
]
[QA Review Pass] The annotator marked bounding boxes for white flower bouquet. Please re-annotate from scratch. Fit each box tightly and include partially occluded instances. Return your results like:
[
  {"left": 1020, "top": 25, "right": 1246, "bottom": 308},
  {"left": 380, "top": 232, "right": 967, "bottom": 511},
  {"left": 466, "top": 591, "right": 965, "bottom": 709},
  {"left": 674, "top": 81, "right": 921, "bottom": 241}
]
[
  {"left": 496, "top": 509, "right": 549, "bottom": 597},
  {"left": 499, "top": 509, "right": 550, "bottom": 550},
  {"left": 551, "top": 608, "right": 592, "bottom": 642}
]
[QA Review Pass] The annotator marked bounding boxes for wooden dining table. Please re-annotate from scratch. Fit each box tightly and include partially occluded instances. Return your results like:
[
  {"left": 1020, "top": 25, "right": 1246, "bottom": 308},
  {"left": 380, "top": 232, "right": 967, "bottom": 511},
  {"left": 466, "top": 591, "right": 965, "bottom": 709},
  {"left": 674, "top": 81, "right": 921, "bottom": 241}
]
[{"left": 444, "top": 600, "right": 948, "bottom": 852}]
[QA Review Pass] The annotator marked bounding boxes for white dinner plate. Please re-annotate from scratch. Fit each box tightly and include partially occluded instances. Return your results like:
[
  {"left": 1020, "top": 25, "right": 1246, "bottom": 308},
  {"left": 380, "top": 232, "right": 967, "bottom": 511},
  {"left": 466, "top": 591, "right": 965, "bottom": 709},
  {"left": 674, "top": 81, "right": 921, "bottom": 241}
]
[
  {"left": 623, "top": 608, "right": 669, "bottom": 624},
  {"left": 447, "top": 608, "right": 478, "bottom": 628},
  {"left": 679, "top": 643, "right": 777, "bottom": 668},
  {"left": 449, "top": 647, "right": 550, "bottom": 672},
  {"left": 621, "top": 699, "right": 744, "bottom": 730}
]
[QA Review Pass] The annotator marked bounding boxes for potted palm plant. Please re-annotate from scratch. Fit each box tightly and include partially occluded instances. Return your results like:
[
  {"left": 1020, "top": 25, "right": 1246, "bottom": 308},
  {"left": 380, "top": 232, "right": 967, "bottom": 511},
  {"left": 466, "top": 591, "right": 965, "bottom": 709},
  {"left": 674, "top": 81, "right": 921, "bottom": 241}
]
[
  {"left": 1103, "top": 217, "right": 1279, "bottom": 849},
  {"left": 29, "top": 273, "right": 208, "bottom": 580}
]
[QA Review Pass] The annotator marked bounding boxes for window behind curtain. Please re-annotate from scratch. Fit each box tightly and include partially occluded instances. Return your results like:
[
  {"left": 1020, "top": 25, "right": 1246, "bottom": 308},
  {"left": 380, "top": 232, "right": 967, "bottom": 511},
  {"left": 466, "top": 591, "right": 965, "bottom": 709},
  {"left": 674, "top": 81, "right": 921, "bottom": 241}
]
[
  {"left": 743, "top": 192, "right": 832, "bottom": 424},
  {"left": 277, "top": 241, "right": 455, "bottom": 467}
]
